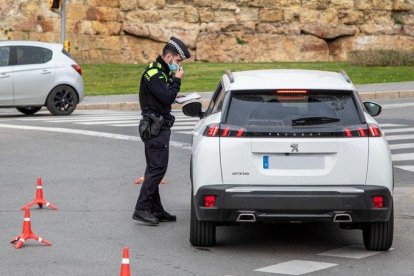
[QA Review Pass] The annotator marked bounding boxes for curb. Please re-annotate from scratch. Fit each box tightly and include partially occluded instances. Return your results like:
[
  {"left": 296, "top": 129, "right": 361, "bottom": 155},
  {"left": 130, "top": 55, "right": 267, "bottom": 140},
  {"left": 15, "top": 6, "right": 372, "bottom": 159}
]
[{"left": 77, "top": 90, "right": 414, "bottom": 111}]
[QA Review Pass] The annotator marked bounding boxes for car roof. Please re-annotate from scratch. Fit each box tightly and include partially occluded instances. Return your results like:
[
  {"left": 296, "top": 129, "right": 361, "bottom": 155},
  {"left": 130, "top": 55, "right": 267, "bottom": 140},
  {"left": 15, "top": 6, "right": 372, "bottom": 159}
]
[
  {"left": 0, "top": 40, "right": 63, "bottom": 51},
  {"left": 222, "top": 69, "right": 356, "bottom": 91}
]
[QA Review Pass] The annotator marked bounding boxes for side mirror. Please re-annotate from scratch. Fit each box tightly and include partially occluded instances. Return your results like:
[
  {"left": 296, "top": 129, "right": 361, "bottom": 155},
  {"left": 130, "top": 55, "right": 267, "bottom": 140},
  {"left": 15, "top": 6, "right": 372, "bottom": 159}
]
[
  {"left": 364, "top": 101, "right": 382, "bottom": 117},
  {"left": 182, "top": 101, "right": 204, "bottom": 118}
]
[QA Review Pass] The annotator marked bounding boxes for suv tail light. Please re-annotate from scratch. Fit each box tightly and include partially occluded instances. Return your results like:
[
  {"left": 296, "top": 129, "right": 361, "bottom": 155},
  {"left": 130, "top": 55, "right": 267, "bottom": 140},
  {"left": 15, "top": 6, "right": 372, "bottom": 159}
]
[
  {"left": 343, "top": 124, "right": 382, "bottom": 138},
  {"left": 204, "top": 195, "right": 216, "bottom": 208},
  {"left": 203, "top": 124, "right": 246, "bottom": 138},
  {"left": 71, "top": 64, "right": 82, "bottom": 75},
  {"left": 373, "top": 196, "right": 384, "bottom": 208}
]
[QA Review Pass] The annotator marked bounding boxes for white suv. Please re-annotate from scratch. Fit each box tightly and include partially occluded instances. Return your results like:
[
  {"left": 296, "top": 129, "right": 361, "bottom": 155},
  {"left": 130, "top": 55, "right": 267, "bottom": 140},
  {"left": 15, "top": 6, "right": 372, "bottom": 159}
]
[
  {"left": 0, "top": 41, "right": 84, "bottom": 115},
  {"left": 183, "top": 69, "right": 393, "bottom": 251}
]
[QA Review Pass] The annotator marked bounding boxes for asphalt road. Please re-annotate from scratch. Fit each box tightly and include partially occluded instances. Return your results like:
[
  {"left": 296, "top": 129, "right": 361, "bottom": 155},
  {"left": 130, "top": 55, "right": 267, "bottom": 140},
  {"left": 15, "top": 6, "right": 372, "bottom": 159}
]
[{"left": 0, "top": 98, "right": 414, "bottom": 275}]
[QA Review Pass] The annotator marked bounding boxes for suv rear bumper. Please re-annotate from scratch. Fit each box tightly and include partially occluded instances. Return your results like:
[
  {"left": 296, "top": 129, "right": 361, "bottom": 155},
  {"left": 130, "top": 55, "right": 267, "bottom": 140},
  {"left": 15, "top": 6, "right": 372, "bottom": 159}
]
[{"left": 194, "top": 185, "right": 392, "bottom": 223}]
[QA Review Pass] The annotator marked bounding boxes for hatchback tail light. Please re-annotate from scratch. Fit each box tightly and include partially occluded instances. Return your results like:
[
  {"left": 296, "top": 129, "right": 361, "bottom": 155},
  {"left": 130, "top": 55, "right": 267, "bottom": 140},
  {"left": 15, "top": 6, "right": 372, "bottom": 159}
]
[
  {"left": 343, "top": 124, "right": 382, "bottom": 138},
  {"left": 203, "top": 124, "right": 246, "bottom": 137},
  {"left": 71, "top": 64, "right": 82, "bottom": 75}
]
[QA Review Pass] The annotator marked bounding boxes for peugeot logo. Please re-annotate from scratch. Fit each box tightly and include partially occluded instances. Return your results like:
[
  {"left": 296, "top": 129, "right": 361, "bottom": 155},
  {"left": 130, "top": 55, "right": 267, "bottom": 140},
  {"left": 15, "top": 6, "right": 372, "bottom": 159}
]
[{"left": 290, "top": 143, "right": 299, "bottom": 153}]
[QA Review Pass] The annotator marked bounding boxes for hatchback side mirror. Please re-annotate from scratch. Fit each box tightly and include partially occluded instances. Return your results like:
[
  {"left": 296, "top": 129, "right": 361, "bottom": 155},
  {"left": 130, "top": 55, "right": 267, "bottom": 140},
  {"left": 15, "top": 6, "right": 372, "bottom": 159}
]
[
  {"left": 364, "top": 101, "right": 382, "bottom": 117},
  {"left": 182, "top": 101, "right": 204, "bottom": 118}
]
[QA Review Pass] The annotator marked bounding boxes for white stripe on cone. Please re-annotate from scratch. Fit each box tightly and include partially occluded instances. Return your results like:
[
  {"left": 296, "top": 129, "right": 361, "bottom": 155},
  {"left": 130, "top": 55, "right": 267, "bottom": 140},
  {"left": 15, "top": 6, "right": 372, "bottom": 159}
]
[
  {"left": 122, "top": 258, "right": 130, "bottom": 264},
  {"left": 24, "top": 218, "right": 30, "bottom": 222}
]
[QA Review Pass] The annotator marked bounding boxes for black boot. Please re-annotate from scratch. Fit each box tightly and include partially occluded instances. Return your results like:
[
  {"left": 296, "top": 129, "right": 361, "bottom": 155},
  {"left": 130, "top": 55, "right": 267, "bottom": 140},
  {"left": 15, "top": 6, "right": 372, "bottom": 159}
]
[
  {"left": 133, "top": 210, "right": 159, "bottom": 225},
  {"left": 153, "top": 210, "right": 177, "bottom": 222}
]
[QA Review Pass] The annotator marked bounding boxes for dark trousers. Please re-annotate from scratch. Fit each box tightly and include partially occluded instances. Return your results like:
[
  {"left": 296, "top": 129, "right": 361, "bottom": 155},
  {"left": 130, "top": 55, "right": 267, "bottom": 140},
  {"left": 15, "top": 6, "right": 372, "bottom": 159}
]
[{"left": 135, "top": 128, "right": 171, "bottom": 212}]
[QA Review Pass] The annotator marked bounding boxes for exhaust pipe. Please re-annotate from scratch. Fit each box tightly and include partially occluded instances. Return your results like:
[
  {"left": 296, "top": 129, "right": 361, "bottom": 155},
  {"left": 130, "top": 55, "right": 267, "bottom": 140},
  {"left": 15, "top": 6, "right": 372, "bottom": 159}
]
[
  {"left": 236, "top": 213, "right": 256, "bottom": 223},
  {"left": 333, "top": 213, "right": 352, "bottom": 223}
]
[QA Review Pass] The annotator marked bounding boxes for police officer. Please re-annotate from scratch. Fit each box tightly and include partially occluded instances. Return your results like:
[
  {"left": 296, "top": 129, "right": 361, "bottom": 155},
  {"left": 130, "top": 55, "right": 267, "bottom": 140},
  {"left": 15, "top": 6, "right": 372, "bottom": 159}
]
[{"left": 133, "top": 37, "right": 191, "bottom": 225}]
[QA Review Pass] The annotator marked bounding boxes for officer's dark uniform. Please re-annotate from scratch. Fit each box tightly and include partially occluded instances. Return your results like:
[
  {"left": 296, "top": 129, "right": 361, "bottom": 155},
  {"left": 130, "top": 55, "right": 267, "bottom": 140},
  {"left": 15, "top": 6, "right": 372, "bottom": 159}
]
[{"left": 135, "top": 37, "right": 191, "bottom": 219}]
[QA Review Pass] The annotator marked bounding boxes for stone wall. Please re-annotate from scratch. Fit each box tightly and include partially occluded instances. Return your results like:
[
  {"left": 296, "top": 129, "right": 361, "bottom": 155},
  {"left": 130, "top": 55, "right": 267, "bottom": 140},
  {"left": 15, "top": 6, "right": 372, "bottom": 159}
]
[{"left": 1, "top": 0, "right": 414, "bottom": 63}]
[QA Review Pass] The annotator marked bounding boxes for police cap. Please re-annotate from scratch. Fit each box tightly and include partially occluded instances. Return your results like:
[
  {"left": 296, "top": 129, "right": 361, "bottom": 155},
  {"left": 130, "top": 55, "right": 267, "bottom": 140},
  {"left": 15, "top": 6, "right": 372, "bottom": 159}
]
[{"left": 168, "top": 37, "right": 191, "bottom": 60}]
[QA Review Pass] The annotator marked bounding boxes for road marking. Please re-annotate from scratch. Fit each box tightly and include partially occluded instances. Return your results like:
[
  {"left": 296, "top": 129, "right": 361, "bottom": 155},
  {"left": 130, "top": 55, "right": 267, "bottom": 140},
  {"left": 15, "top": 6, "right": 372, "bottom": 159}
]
[
  {"left": 394, "top": 166, "right": 414, "bottom": 173},
  {"left": 317, "top": 245, "right": 385, "bottom": 259},
  {"left": 254, "top": 260, "right": 337, "bottom": 275},
  {"left": 392, "top": 152, "right": 414, "bottom": 161},
  {"left": 380, "top": 123, "right": 407, "bottom": 128},
  {"left": 0, "top": 123, "right": 191, "bottom": 150},
  {"left": 383, "top": 127, "right": 414, "bottom": 134},
  {"left": 382, "top": 103, "right": 414, "bottom": 109},
  {"left": 388, "top": 143, "right": 414, "bottom": 150},
  {"left": 385, "top": 134, "right": 414, "bottom": 141}
]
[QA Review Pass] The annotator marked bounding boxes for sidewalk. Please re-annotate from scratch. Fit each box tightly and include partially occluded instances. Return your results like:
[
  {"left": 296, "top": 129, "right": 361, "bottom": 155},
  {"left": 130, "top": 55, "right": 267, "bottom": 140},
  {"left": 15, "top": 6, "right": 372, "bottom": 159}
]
[{"left": 77, "top": 81, "right": 414, "bottom": 111}]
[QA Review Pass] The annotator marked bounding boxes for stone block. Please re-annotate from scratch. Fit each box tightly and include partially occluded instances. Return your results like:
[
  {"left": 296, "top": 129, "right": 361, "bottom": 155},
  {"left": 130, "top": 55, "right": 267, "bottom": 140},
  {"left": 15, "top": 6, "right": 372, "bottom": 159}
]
[
  {"left": 394, "top": 0, "right": 414, "bottom": 11},
  {"left": 259, "top": 9, "right": 284, "bottom": 22}
]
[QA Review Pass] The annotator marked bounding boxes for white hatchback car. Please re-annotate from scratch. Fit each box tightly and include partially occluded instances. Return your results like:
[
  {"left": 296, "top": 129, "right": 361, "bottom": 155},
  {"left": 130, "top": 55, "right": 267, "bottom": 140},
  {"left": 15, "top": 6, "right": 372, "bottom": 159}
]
[
  {"left": 184, "top": 69, "right": 393, "bottom": 251},
  {"left": 0, "top": 41, "right": 84, "bottom": 115}
]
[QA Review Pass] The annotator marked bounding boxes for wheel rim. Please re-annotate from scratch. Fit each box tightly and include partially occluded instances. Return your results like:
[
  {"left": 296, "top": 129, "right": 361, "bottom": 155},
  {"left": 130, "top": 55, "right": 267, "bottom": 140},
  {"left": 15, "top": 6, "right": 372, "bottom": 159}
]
[{"left": 53, "top": 88, "right": 75, "bottom": 112}]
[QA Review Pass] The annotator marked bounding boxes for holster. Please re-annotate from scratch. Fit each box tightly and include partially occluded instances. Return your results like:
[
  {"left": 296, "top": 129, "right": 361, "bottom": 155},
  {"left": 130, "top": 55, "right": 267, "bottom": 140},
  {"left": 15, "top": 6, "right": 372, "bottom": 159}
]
[{"left": 138, "top": 117, "right": 152, "bottom": 141}]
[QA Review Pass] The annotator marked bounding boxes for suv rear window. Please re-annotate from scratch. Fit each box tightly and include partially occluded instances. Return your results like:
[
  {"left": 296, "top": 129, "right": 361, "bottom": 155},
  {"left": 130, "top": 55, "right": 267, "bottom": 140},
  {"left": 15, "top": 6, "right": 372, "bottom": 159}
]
[{"left": 225, "top": 90, "right": 362, "bottom": 131}]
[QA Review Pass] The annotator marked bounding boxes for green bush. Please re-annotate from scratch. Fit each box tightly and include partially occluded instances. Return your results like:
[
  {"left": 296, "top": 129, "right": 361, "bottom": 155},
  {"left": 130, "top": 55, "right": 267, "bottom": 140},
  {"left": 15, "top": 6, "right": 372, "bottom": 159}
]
[{"left": 348, "top": 49, "right": 414, "bottom": 66}]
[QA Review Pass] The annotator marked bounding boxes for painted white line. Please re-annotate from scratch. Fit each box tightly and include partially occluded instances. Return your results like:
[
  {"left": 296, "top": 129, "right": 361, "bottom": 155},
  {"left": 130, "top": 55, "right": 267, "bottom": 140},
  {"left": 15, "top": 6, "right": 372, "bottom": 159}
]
[
  {"left": 17, "top": 115, "right": 140, "bottom": 121},
  {"left": 173, "top": 122, "right": 198, "bottom": 126},
  {"left": 177, "top": 131, "right": 194, "bottom": 135},
  {"left": 384, "top": 127, "right": 414, "bottom": 134},
  {"left": 77, "top": 120, "right": 139, "bottom": 125},
  {"left": 395, "top": 166, "right": 414, "bottom": 173},
  {"left": 171, "top": 126, "right": 195, "bottom": 131},
  {"left": 111, "top": 123, "right": 140, "bottom": 127},
  {"left": 385, "top": 134, "right": 414, "bottom": 141},
  {"left": 389, "top": 143, "right": 414, "bottom": 150},
  {"left": 318, "top": 245, "right": 383, "bottom": 259},
  {"left": 382, "top": 103, "right": 414, "bottom": 109},
  {"left": 392, "top": 152, "right": 414, "bottom": 161},
  {"left": 380, "top": 124, "right": 407, "bottom": 128},
  {"left": 111, "top": 122, "right": 197, "bottom": 128},
  {"left": 0, "top": 124, "right": 191, "bottom": 150},
  {"left": 254, "top": 260, "right": 337, "bottom": 275},
  {"left": 47, "top": 117, "right": 140, "bottom": 123}
]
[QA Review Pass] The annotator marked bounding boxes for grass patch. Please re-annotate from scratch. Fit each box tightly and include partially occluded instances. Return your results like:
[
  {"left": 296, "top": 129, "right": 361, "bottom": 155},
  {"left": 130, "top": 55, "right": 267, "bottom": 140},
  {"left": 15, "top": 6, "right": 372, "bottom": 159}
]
[
  {"left": 348, "top": 49, "right": 414, "bottom": 67},
  {"left": 81, "top": 62, "right": 414, "bottom": 96}
]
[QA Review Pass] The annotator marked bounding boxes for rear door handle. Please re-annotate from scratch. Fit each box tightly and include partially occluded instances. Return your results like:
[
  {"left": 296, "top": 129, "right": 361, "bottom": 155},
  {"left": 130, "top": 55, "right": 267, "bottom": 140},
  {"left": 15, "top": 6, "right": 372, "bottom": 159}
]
[
  {"left": 41, "top": 70, "right": 51, "bottom": 75},
  {"left": 0, "top": 73, "right": 10, "bottom": 78}
]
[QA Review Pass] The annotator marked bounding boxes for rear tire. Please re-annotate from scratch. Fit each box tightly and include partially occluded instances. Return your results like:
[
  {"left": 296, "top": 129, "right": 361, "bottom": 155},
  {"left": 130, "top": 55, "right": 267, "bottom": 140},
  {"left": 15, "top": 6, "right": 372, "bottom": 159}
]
[
  {"left": 46, "top": 85, "right": 78, "bottom": 116},
  {"left": 16, "top": 106, "right": 41, "bottom": 115},
  {"left": 190, "top": 197, "right": 216, "bottom": 247},
  {"left": 363, "top": 206, "right": 393, "bottom": 251}
]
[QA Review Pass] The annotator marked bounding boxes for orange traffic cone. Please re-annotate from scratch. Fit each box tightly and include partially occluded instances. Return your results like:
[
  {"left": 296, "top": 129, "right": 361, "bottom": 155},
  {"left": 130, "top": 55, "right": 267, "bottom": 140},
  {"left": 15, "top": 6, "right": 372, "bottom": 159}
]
[
  {"left": 120, "top": 247, "right": 131, "bottom": 276},
  {"left": 134, "top": 176, "right": 166, "bottom": 185},
  {"left": 21, "top": 178, "right": 58, "bottom": 210},
  {"left": 11, "top": 208, "right": 52, "bottom": 249}
]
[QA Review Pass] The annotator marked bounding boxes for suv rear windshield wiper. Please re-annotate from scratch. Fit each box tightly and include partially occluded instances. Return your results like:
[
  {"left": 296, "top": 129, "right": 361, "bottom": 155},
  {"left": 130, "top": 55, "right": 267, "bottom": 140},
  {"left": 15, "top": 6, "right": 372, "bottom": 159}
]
[{"left": 292, "top": 116, "right": 340, "bottom": 126}]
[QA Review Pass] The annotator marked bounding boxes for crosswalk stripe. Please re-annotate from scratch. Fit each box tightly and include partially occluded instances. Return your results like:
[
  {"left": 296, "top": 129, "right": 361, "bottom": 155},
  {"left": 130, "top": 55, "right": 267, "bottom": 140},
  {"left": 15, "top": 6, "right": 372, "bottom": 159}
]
[
  {"left": 17, "top": 116, "right": 140, "bottom": 122},
  {"left": 394, "top": 166, "right": 414, "bottom": 173},
  {"left": 386, "top": 134, "right": 414, "bottom": 141},
  {"left": 392, "top": 152, "right": 414, "bottom": 161},
  {"left": 389, "top": 143, "right": 414, "bottom": 150},
  {"left": 380, "top": 123, "right": 408, "bottom": 128},
  {"left": 78, "top": 120, "right": 139, "bottom": 125},
  {"left": 171, "top": 126, "right": 196, "bottom": 130},
  {"left": 383, "top": 127, "right": 414, "bottom": 134}
]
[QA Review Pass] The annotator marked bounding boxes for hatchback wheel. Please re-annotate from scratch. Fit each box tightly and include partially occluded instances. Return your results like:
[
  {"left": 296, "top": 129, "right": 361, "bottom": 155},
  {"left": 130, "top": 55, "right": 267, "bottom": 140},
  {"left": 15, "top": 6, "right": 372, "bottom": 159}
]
[
  {"left": 190, "top": 197, "right": 216, "bottom": 247},
  {"left": 16, "top": 106, "right": 42, "bottom": 115},
  {"left": 46, "top": 85, "right": 78, "bottom": 116},
  {"left": 363, "top": 206, "right": 393, "bottom": 251}
]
